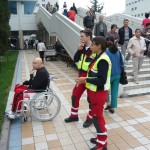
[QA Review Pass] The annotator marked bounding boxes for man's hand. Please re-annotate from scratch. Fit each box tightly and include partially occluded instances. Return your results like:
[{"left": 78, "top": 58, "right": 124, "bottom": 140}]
[
  {"left": 78, "top": 41, "right": 85, "bottom": 50},
  {"left": 140, "top": 49, "right": 145, "bottom": 54},
  {"left": 132, "top": 53, "right": 137, "bottom": 57},
  {"left": 30, "top": 69, "right": 35, "bottom": 74},
  {"left": 76, "top": 77, "right": 87, "bottom": 85}
]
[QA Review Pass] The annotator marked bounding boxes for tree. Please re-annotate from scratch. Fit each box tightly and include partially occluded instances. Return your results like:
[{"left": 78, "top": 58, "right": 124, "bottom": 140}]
[
  {"left": 91, "top": 0, "right": 104, "bottom": 13},
  {"left": 0, "top": 0, "right": 10, "bottom": 55}
]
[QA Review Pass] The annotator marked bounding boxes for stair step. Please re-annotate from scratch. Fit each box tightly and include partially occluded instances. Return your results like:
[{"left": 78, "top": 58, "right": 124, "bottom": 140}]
[
  {"left": 125, "top": 58, "right": 150, "bottom": 66},
  {"left": 125, "top": 87, "right": 150, "bottom": 97},
  {"left": 126, "top": 68, "right": 150, "bottom": 75},
  {"left": 126, "top": 64, "right": 150, "bottom": 70},
  {"left": 124, "top": 80, "right": 150, "bottom": 90},
  {"left": 127, "top": 74, "right": 150, "bottom": 82}
]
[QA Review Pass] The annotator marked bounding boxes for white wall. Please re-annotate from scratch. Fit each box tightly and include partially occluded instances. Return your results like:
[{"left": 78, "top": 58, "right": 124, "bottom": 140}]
[
  {"left": 9, "top": 14, "right": 38, "bottom": 31},
  {"left": 125, "top": 0, "right": 150, "bottom": 18}
]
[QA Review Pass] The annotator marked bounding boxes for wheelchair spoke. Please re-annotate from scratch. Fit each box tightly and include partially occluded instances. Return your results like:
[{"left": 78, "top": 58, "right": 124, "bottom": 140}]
[{"left": 30, "top": 92, "right": 61, "bottom": 121}]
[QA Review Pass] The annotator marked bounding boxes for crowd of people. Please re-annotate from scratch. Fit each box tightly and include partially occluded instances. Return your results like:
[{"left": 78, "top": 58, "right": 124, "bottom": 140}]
[
  {"left": 62, "top": 2, "right": 78, "bottom": 22},
  {"left": 8, "top": 5, "right": 150, "bottom": 149},
  {"left": 63, "top": 22, "right": 149, "bottom": 149},
  {"left": 45, "top": 2, "right": 59, "bottom": 14},
  {"left": 45, "top": 1, "right": 77, "bottom": 22},
  {"left": 84, "top": 11, "right": 150, "bottom": 84}
]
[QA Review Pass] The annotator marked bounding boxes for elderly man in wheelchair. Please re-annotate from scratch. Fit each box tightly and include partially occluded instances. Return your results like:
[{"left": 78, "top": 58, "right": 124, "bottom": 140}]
[{"left": 7, "top": 57, "right": 50, "bottom": 121}]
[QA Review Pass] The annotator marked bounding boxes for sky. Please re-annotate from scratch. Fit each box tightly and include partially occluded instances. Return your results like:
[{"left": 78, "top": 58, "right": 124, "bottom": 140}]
[{"left": 59, "top": 0, "right": 125, "bottom": 16}]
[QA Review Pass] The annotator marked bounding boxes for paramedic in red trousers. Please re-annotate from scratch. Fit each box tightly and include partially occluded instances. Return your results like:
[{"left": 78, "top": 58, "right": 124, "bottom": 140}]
[
  {"left": 64, "top": 29, "right": 95, "bottom": 128},
  {"left": 77, "top": 36, "right": 111, "bottom": 150},
  {"left": 7, "top": 58, "right": 49, "bottom": 119}
]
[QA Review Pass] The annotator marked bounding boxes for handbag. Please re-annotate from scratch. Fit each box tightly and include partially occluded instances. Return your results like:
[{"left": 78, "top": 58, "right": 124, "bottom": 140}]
[
  {"left": 147, "top": 44, "right": 150, "bottom": 58},
  {"left": 119, "top": 51, "right": 128, "bottom": 85}
]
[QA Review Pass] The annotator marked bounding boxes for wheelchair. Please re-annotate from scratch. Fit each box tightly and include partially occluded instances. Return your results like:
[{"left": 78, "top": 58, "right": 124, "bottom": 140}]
[{"left": 14, "top": 76, "right": 61, "bottom": 122}]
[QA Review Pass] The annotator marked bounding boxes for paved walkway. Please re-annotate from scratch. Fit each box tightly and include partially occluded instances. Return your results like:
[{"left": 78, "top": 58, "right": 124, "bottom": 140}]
[{"left": 8, "top": 50, "right": 150, "bottom": 150}]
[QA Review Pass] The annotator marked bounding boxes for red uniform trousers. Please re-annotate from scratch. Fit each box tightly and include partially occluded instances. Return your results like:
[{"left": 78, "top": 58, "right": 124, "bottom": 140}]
[
  {"left": 87, "top": 89, "right": 108, "bottom": 148},
  {"left": 12, "top": 84, "right": 28, "bottom": 112},
  {"left": 70, "top": 72, "right": 92, "bottom": 121}
]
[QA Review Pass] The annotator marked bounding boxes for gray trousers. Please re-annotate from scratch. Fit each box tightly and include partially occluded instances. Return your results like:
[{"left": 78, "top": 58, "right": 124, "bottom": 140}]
[
  {"left": 120, "top": 41, "right": 131, "bottom": 61},
  {"left": 132, "top": 56, "right": 144, "bottom": 81}
]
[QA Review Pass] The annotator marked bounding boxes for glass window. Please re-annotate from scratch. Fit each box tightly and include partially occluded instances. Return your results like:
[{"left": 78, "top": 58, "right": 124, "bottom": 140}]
[
  {"left": 42, "top": 4, "right": 45, "bottom": 7},
  {"left": 132, "top": 8, "right": 134, "bottom": 11},
  {"left": 42, "top": 0, "right": 45, "bottom": 1},
  {"left": 135, "top": 1, "right": 137, "bottom": 3},
  {"left": 36, "top": 4, "right": 40, "bottom": 7},
  {"left": 24, "top": 2, "right": 36, "bottom": 14},
  {"left": 129, "top": 3, "right": 131, "bottom": 5},
  {"left": 138, "top": 14, "right": 140, "bottom": 17},
  {"left": 135, "top": 15, "right": 136, "bottom": 17},
  {"left": 141, "top": 13, "right": 143, "bottom": 16},
  {"left": 8, "top": 2, "right": 17, "bottom": 14},
  {"left": 135, "top": 7, "right": 137, "bottom": 10}
]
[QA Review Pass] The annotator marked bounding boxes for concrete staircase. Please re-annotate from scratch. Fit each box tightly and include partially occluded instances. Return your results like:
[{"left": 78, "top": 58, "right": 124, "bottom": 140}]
[{"left": 123, "top": 57, "right": 150, "bottom": 97}]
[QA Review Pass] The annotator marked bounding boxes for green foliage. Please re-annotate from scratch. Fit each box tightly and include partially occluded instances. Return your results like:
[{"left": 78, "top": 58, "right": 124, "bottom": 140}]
[
  {"left": 0, "top": 0, "right": 10, "bottom": 55},
  {"left": 0, "top": 51, "right": 18, "bottom": 136},
  {"left": 91, "top": 0, "right": 104, "bottom": 13}
]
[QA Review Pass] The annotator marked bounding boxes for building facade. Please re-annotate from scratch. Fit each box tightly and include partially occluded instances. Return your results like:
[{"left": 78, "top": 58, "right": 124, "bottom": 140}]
[
  {"left": 125, "top": 0, "right": 150, "bottom": 18},
  {"left": 8, "top": 0, "right": 37, "bottom": 49}
]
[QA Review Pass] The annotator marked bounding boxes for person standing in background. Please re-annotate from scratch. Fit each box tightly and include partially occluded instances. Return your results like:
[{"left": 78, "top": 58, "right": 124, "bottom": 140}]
[
  {"left": 49, "top": 5, "right": 53, "bottom": 14},
  {"left": 46, "top": 2, "right": 50, "bottom": 11},
  {"left": 105, "top": 36, "right": 122, "bottom": 114},
  {"left": 35, "top": 39, "right": 39, "bottom": 51},
  {"left": 68, "top": 7, "right": 76, "bottom": 22},
  {"left": 76, "top": 36, "right": 111, "bottom": 150},
  {"left": 142, "top": 13, "right": 150, "bottom": 29},
  {"left": 25, "top": 39, "right": 29, "bottom": 50},
  {"left": 83, "top": 11, "right": 94, "bottom": 31},
  {"left": 72, "top": 3, "right": 77, "bottom": 14},
  {"left": 37, "top": 40, "right": 46, "bottom": 62},
  {"left": 118, "top": 19, "right": 133, "bottom": 63},
  {"left": 142, "top": 22, "right": 150, "bottom": 54},
  {"left": 56, "top": 2, "right": 59, "bottom": 11},
  {"left": 94, "top": 15, "right": 107, "bottom": 37},
  {"left": 107, "top": 24, "right": 119, "bottom": 43},
  {"left": 64, "top": 29, "right": 95, "bottom": 128},
  {"left": 63, "top": 2, "right": 67, "bottom": 9},
  {"left": 127, "top": 29, "right": 146, "bottom": 84}
]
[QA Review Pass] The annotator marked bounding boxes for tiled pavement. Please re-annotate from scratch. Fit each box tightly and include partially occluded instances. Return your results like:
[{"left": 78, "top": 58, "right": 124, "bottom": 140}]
[{"left": 8, "top": 50, "right": 150, "bottom": 150}]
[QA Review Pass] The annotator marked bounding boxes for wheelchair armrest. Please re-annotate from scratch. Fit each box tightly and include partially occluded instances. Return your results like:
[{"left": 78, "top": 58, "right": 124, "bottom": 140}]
[{"left": 23, "top": 89, "right": 47, "bottom": 94}]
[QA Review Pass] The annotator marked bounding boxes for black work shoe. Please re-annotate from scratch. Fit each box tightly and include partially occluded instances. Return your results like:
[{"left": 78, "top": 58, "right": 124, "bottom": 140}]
[
  {"left": 90, "top": 138, "right": 97, "bottom": 144},
  {"left": 109, "top": 108, "right": 114, "bottom": 114},
  {"left": 90, "top": 145, "right": 107, "bottom": 150},
  {"left": 104, "top": 105, "right": 111, "bottom": 110},
  {"left": 83, "top": 119, "right": 92, "bottom": 128},
  {"left": 64, "top": 116, "right": 79, "bottom": 123},
  {"left": 23, "top": 116, "right": 28, "bottom": 123}
]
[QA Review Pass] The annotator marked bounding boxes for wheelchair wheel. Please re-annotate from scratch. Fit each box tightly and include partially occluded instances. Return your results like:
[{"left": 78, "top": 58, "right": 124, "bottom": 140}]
[{"left": 30, "top": 92, "right": 61, "bottom": 121}]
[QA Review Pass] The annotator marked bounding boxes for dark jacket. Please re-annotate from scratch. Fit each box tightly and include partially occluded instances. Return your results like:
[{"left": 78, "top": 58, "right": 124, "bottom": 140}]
[
  {"left": 83, "top": 16, "right": 94, "bottom": 28},
  {"left": 118, "top": 26, "right": 133, "bottom": 45},
  {"left": 94, "top": 22, "right": 107, "bottom": 37},
  {"left": 23, "top": 67, "right": 49, "bottom": 90},
  {"left": 73, "top": 6, "right": 77, "bottom": 14}
]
